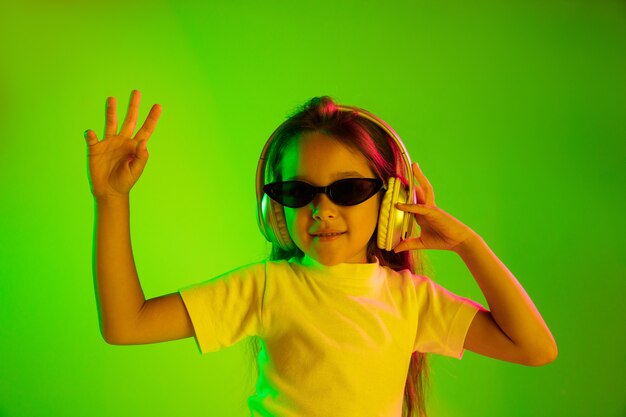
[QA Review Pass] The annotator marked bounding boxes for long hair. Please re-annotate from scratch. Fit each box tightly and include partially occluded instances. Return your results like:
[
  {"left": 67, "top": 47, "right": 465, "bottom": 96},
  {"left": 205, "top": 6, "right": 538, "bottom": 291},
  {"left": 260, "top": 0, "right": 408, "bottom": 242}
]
[{"left": 248, "top": 96, "right": 434, "bottom": 417}]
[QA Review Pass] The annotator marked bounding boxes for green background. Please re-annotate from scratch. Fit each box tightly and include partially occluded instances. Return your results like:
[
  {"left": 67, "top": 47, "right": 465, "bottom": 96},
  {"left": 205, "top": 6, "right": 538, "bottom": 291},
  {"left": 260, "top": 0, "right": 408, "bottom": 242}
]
[{"left": 1, "top": 0, "right": 624, "bottom": 416}]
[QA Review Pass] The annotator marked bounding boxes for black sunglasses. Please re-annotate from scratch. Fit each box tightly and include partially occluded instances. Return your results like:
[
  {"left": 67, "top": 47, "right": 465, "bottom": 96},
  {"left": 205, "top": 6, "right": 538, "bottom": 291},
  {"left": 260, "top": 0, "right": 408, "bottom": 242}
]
[{"left": 263, "top": 178, "right": 385, "bottom": 208}]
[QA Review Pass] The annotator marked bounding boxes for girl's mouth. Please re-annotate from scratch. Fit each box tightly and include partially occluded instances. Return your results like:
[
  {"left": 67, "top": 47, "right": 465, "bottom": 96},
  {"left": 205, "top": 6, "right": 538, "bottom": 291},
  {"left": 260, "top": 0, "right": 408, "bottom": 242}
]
[{"left": 312, "top": 232, "right": 346, "bottom": 241}]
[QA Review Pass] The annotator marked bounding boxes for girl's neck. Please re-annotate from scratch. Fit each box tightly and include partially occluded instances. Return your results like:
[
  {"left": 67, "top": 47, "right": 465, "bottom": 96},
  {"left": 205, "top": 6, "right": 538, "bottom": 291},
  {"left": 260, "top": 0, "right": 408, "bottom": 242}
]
[{"left": 300, "top": 254, "right": 379, "bottom": 268}]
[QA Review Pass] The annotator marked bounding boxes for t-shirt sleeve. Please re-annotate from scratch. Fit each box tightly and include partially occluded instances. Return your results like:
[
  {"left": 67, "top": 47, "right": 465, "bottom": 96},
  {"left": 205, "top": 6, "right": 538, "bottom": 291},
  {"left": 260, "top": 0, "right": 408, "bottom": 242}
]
[
  {"left": 412, "top": 274, "right": 485, "bottom": 359},
  {"left": 178, "top": 261, "right": 266, "bottom": 355}
]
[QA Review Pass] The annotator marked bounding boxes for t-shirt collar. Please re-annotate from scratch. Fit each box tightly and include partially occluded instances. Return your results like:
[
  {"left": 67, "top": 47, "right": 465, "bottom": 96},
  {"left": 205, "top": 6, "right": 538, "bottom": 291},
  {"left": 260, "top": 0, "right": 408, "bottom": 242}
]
[{"left": 296, "top": 254, "right": 383, "bottom": 290}]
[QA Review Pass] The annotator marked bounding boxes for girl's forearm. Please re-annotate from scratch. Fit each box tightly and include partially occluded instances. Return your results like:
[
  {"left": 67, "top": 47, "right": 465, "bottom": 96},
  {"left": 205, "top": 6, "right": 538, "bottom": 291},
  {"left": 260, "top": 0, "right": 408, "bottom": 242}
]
[
  {"left": 93, "top": 195, "right": 146, "bottom": 343},
  {"left": 454, "top": 233, "right": 558, "bottom": 360}
]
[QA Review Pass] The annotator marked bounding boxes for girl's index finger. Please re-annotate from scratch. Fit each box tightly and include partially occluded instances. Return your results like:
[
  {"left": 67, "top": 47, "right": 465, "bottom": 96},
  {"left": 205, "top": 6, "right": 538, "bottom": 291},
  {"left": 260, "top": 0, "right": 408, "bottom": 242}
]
[
  {"left": 135, "top": 103, "right": 162, "bottom": 143},
  {"left": 104, "top": 96, "right": 118, "bottom": 137}
]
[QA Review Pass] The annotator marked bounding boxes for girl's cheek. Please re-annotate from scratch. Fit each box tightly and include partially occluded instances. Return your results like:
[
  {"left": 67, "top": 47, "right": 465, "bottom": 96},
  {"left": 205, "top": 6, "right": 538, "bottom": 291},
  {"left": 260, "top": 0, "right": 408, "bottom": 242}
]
[{"left": 284, "top": 208, "right": 303, "bottom": 236}]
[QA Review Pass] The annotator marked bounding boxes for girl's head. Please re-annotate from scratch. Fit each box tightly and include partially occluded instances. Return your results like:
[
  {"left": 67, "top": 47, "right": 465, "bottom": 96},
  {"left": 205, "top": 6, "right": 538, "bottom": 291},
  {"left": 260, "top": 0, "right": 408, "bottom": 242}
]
[{"left": 264, "top": 96, "right": 414, "bottom": 269}]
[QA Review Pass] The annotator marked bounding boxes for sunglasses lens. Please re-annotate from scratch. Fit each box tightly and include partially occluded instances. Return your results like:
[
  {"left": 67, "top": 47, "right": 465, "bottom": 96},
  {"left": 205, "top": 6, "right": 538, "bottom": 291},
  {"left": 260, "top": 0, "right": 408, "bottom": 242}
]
[
  {"left": 264, "top": 181, "right": 312, "bottom": 208},
  {"left": 331, "top": 179, "right": 381, "bottom": 205},
  {"left": 264, "top": 178, "right": 383, "bottom": 208}
]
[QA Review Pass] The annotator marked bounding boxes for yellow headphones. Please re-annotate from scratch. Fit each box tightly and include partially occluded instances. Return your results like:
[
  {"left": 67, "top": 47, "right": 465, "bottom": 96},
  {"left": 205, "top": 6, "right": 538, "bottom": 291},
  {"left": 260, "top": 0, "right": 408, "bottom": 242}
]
[{"left": 255, "top": 104, "right": 417, "bottom": 252}]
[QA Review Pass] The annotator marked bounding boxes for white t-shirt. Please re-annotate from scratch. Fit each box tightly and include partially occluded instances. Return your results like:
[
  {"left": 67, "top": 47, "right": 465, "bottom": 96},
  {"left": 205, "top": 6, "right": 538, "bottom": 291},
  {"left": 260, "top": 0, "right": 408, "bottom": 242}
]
[{"left": 179, "top": 255, "right": 484, "bottom": 417}]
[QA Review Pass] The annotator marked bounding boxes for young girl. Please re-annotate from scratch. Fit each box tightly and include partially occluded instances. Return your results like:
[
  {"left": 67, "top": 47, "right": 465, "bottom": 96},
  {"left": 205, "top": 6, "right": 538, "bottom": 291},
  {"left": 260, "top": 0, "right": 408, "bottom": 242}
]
[{"left": 84, "top": 90, "right": 557, "bottom": 417}]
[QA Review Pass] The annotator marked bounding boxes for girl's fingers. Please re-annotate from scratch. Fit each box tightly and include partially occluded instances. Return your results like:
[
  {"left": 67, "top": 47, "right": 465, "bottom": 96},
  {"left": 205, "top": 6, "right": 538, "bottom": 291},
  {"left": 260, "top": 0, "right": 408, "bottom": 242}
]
[
  {"left": 414, "top": 185, "right": 427, "bottom": 205},
  {"left": 104, "top": 96, "right": 118, "bottom": 137},
  {"left": 412, "top": 162, "right": 435, "bottom": 206},
  {"left": 119, "top": 90, "right": 141, "bottom": 138},
  {"left": 393, "top": 237, "right": 425, "bottom": 253},
  {"left": 135, "top": 104, "right": 162, "bottom": 143},
  {"left": 84, "top": 129, "right": 99, "bottom": 146},
  {"left": 396, "top": 202, "right": 429, "bottom": 214}
]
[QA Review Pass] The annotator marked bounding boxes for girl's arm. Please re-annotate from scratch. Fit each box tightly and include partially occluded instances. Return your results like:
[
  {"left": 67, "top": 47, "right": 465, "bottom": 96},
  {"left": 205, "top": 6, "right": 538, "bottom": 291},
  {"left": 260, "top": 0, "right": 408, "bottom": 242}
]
[
  {"left": 94, "top": 195, "right": 195, "bottom": 345},
  {"left": 394, "top": 162, "right": 557, "bottom": 366},
  {"left": 456, "top": 232, "right": 558, "bottom": 366},
  {"left": 86, "top": 90, "right": 194, "bottom": 345}
]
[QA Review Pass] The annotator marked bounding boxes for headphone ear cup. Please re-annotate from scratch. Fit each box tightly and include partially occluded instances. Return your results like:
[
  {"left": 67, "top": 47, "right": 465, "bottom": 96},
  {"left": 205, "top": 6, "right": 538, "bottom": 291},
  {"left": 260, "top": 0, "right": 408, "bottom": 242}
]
[
  {"left": 377, "top": 177, "right": 408, "bottom": 251},
  {"left": 262, "top": 193, "right": 294, "bottom": 250}
]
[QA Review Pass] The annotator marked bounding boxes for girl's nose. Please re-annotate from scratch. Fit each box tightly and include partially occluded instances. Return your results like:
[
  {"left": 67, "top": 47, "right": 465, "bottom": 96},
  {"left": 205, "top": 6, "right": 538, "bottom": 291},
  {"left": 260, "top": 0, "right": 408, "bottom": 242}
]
[{"left": 311, "top": 193, "right": 337, "bottom": 220}]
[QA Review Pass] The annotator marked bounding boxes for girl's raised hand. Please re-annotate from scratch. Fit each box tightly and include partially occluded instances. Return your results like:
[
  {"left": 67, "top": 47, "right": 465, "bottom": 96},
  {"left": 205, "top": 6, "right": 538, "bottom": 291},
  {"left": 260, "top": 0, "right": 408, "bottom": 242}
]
[
  {"left": 84, "top": 90, "right": 162, "bottom": 200},
  {"left": 393, "top": 162, "right": 477, "bottom": 254}
]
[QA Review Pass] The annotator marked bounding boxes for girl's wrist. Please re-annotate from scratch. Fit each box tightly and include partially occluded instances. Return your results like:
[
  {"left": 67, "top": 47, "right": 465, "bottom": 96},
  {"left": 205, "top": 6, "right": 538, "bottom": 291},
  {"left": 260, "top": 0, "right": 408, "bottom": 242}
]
[
  {"left": 94, "top": 193, "right": 130, "bottom": 206},
  {"left": 453, "top": 232, "right": 483, "bottom": 256}
]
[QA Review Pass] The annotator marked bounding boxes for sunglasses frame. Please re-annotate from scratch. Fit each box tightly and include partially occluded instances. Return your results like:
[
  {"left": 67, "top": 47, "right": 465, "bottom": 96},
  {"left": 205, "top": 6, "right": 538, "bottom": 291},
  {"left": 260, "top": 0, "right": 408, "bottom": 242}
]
[{"left": 263, "top": 177, "right": 386, "bottom": 208}]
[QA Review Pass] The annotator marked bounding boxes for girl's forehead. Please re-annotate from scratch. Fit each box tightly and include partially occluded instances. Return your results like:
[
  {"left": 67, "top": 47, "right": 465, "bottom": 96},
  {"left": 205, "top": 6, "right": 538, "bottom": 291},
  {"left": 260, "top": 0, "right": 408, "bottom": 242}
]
[{"left": 280, "top": 132, "right": 374, "bottom": 182}]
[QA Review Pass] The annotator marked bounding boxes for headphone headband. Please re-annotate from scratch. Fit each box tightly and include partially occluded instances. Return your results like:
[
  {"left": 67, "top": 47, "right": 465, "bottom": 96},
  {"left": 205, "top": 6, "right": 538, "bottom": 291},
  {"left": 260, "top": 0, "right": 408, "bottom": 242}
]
[{"left": 256, "top": 103, "right": 416, "bottom": 249}]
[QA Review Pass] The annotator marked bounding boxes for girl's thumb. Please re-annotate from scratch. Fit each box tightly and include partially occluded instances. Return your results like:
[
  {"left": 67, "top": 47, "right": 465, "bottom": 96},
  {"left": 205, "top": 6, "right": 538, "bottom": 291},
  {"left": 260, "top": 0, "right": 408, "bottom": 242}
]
[{"left": 84, "top": 129, "right": 98, "bottom": 146}]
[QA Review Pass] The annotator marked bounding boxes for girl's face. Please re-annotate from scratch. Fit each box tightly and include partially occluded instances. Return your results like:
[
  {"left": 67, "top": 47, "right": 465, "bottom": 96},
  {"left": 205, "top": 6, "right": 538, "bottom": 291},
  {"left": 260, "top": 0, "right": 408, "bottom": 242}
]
[{"left": 280, "top": 131, "right": 380, "bottom": 265}]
